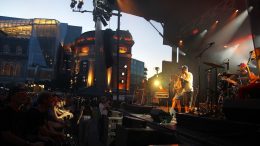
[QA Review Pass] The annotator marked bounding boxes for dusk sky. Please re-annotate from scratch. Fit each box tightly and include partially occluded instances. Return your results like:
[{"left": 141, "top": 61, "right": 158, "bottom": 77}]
[{"left": 0, "top": 0, "right": 172, "bottom": 78}]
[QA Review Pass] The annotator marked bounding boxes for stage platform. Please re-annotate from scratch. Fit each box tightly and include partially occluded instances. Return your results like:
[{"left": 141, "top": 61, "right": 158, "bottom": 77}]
[{"left": 118, "top": 103, "right": 260, "bottom": 146}]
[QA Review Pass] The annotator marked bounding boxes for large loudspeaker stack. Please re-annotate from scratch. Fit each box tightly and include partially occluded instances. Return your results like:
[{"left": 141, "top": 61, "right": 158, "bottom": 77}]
[{"left": 103, "top": 29, "right": 114, "bottom": 68}]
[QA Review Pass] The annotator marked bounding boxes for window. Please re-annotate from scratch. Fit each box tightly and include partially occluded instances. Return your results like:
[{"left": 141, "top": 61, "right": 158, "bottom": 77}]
[
  {"left": 3, "top": 63, "right": 11, "bottom": 76},
  {"left": 14, "top": 64, "right": 21, "bottom": 76},
  {"left": 3, "top": 44, "right": 10, "bottom": 54},
  {"left": 16, "top": 46, "right": 23, "bottom": 55}
]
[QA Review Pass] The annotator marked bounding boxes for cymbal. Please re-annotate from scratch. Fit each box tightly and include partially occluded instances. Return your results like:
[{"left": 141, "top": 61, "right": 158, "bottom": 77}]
[{"left": 203, "top": 62, "right": 224, "bottom": 68}]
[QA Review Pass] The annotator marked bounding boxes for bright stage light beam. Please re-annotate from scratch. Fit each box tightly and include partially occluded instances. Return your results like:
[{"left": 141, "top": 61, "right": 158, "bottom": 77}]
[
  {"left": 154, "top": 79, "right": 160, "bottom": 87},
  {"left": 208, "top": 8, "right": 249, "bottom": 46}
]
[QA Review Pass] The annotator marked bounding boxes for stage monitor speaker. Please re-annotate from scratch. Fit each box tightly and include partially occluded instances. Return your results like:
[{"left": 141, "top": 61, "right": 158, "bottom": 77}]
[{"left": 150, "top": 108, "right": 172, "bottom": 123}]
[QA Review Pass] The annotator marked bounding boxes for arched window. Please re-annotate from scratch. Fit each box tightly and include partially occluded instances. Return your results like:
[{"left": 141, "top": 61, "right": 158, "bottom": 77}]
[
  {"left": 15, "top": 64, "right": 21, "bottom": 77},
  {"left": 16, "top": 46, "right": 23, "bottom": 55},
  {"left": 3, "top": 63, "right": 11, "bottom": 76},
  {"left": 10, "top": 65, "right": 14, "bottom": 76}
]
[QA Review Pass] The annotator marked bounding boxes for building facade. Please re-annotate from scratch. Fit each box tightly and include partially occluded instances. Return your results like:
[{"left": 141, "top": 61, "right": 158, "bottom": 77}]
[
  {"left": 0, "top": 36, "right": 29, "bottom": 83},
  {"left": 0, "top": 16, "right": 82, "bottom": 83},
  {"left": 67, "top": 30, "right": 134, "bottom": 95},
  {"left": 130, "top": 58, "right": 145, "bottom": 93}
]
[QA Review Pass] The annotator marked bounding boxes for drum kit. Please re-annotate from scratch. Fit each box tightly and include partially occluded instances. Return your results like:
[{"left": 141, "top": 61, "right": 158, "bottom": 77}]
[{"left": 202, "top": 61, "right": 248, "bottom": 114}]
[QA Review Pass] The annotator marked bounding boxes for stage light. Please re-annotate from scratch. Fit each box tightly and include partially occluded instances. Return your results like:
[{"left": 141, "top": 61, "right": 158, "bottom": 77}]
[
  {"left": 248, "top": 6, "right": 253, "bottom": 12},
  {"left": 192, "top": 28, "right": 199, "bottom": 35},
  {"left": 99, "top": 15, "right": 108, "bottom": 26},
  {"left": 77, "top": 0, "right": 84, "bottom": 9},
  {"left": 154, "top": 79, "right": 160, "bottom": 87},
  {"left": 179, "top": 40, "right": 183, "bottom": 46},
  {"left": 103, "top": 12, "right": 111, "bottom": 21},
  {"left": 70, "top": 0, "right": 77, "bottom": 8},
  {"left": 94, "top": 0, "right": 113, "bottom": 26}
]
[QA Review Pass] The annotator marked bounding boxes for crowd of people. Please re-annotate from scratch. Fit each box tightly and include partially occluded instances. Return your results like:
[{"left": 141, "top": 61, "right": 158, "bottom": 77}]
[
  {"left": 0, "top": 84, "right": 76, "bottom": 146},
  {"left": 0, "top": 83, "right": 115, "bottom": 146}
]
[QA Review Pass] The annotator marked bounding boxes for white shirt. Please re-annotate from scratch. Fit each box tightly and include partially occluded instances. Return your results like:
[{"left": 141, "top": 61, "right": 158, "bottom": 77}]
[
  {"left": 99, "top": 102, "right": 108, "bottom": 116},
  {"left": 180, "top": 71, "right": 193, "bottom": 92}
]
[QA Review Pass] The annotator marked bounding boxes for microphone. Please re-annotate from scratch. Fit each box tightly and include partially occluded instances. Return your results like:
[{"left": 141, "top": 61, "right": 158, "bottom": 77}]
[{"left": 209, "top": 42, "right": 215, "bottom": 46}]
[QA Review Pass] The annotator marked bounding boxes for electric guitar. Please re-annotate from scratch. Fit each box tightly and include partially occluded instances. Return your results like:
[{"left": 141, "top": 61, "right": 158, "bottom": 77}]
[
  {"left": 174, "top": 74, "right": 188, "bottom": 87},
  {"left": 245, "top": 65, "right": 259, "bottom": 84}
]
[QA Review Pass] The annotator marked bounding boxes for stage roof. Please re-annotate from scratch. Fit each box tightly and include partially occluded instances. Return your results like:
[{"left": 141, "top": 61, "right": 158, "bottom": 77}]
[{"left": 116, "top": 0, "right": 246, "bottom": 47}]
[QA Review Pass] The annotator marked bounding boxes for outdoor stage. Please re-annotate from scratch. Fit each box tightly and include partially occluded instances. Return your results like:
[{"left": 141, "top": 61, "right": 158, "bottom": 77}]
[{"left": 118, "top": 103, "right": 260, "bottom": 146}]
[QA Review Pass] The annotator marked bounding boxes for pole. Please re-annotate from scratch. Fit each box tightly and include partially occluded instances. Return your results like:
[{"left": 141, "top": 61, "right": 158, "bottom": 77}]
[{"left": 116, "top": 10, "right": 121, "bottom": 102}]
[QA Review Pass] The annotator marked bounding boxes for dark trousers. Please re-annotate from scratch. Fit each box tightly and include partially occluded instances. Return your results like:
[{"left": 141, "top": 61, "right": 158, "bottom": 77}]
[{"left": 182, "top": 91, "right": 193, "bottom": 107}]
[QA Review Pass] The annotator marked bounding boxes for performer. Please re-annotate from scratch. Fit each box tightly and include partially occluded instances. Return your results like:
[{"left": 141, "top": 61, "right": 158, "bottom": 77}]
[
  {"left": 171, "top": 74, "right": 183, "bottom": 114},
  {"left": 179, "top": 65, "right": 194, "bottom": 113},
  {"left": 238, "top": 63, "right": 260, "bottom": 99}
]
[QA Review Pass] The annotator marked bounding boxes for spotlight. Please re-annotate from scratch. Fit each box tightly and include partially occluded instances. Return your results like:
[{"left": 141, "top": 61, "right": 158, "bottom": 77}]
[
  {"left": 179, "top": 40, "right": 183, "bottom": 47},
  {"left": 154, "top": 80, "right": 160, "bottom": 87},
  {"left": 70, "top": 0, "right": 77, "bottom": 8},
  {"left": 192, "top": 28, "right": 199, "bottom": 35},
  {"left": 103, "top": 12, "right": 111, "bottom": 21},
  {"left": 77, "top": 0, "right": 84, "bottom": 9},
  {"left": 248, "top": 6, "right": 253, "bottom": 12},
  {"left": 99, "top": 15, "right": 108, "bottom": 26}
]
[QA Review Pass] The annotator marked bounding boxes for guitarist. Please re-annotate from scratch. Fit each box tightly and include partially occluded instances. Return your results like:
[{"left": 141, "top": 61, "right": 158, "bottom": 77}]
[
  {"left": 238, "top": 63, "right": 260, "bottom": 99},
  {"left": 179, "top": 65, "right": 194, "bottom": 113},
  {"left": 171, "top": 74, "right": 183, "bottom": 114}
]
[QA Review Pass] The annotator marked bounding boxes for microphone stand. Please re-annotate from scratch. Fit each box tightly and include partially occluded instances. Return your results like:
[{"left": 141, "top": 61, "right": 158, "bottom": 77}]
[{"left": 195, "top": 43, "right": 214, "bottom": 115}]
